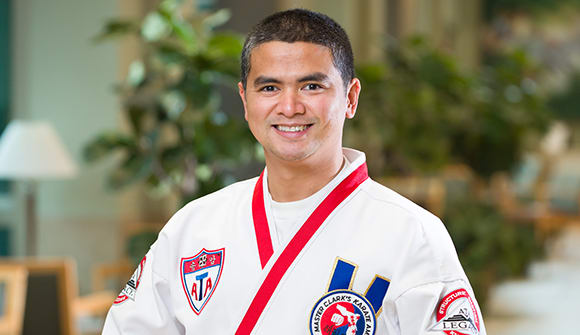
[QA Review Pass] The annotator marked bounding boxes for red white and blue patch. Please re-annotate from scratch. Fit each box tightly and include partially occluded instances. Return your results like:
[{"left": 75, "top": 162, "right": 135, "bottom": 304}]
[
  {"left": 309, "top": 258, "right": 391, "bottom": 335},
  {"left": 310, "top": 290, "right": 376, "bottom": 335},
  {"left": 180, "top": 248, "right": 224, "bottom": 315}
]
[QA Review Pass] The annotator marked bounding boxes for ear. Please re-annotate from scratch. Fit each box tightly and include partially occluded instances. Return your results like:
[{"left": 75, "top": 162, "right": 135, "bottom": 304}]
[
  {"left": 238, "top": 82, "right": 249, "bottom": 121},
  {"left": 345, "top": 78, "right": 361, "bottom": 119}
]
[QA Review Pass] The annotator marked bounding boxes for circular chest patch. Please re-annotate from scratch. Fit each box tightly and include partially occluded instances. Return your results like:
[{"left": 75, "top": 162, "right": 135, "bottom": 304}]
[{"left": 310, "top": 290, "right": 376, "bottom": 335}]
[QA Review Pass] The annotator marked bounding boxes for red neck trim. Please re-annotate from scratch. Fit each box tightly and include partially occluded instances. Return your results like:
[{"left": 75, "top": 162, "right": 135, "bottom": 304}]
[
  {"left": 241, "top": 163, "right": 368, "bottom": 334},
  {"left": 251, "top": 171, "right": 274, "bottom": 269}
]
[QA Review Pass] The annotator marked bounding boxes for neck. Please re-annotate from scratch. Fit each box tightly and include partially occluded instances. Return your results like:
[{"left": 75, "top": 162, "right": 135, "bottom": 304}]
[{"left": 265, "top": 149, "right": 344, "bottom": 202}]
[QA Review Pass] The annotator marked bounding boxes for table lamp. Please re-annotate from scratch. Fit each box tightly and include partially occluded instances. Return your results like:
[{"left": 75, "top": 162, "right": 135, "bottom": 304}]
[{"left": 0, "top": 120, "right": 78, "bottom": 255}]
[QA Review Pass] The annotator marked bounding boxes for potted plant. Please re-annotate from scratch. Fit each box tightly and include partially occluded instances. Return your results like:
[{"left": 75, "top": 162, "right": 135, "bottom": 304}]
[{"left": 85, "top": 1, "right": 259, "bottom": 206}]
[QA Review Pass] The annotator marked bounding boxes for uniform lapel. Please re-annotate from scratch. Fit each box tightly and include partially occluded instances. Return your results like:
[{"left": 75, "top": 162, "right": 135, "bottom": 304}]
[{"left": 240, "top": 162, "right": 369, "bottom": 334}]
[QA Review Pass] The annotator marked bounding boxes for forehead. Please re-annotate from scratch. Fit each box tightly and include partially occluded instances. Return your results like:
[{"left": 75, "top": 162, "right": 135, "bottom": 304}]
[{"left": 247, "top": 41, "right": 339, "bottom": 80}]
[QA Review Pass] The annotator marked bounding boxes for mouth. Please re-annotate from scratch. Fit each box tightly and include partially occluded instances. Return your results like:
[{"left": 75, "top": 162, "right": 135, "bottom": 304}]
[{"left": 273, "top": 124, "right": 313, "bottom": 132}]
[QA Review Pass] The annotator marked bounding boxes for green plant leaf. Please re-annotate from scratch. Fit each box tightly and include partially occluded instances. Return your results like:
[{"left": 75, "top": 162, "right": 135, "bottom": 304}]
[
  {"left": 201, "top": 8, "right": 231, "bottom": 31},
  {"left": 142, "top": 12, "right": 171, "bottom": 42},
  {"left": 207, "top": 33, "right": 243, "bottom": 58},
  {"left": 107, "top": 153, "right": 153, "bottom": 190},
  {"left": 195, "top": 164, "right": 212, "bottom": 181},
  {"left": 89, "top": 5, "right": 258, "bottom": 204},
  {"left": 160, "top": 145, "right": 188, "bottom": 171},
  {"left": 127, "top": 61, "right": 146, "bottom": 87},
  {"left": 93, "top": 19, "right": 138, "bottom": 42},
  {"left": 126, "top": 105, "right": 147, "bottom": 136},
  {"left": 159, "top": 0, "right": 181, "bottom": 13},
  {"left": 145, "top": 173, "right": 174, "bottom": 197},
  {"left": 155, "top": 43, "right": 189, "bottom": 64},
  {"left": 161, "top": 90, "right": 186, "bottom": 120},
  {"left": 83, "top": 132, "right": 136, "bottom": 162},
  {"left": 357, "top": 64, "right": 387, "bottom": 83},
  {"left": 172, "top": 20, "right": 198, "bottom": 53}
]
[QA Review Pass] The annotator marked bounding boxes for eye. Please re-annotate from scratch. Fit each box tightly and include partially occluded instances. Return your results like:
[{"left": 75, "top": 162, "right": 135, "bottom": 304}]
[
  {"left": 260, "top": 85, "right": 278, "bottom": 92},
  {"left": 304, "top": 83, "right": 322, "bottom": 91}
]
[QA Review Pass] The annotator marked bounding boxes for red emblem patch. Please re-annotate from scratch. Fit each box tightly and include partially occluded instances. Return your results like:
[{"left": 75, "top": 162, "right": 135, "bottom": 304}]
[
  {"left": 180, "top": 248, "right": 225, "bottom": 315},
  {"left": 430, "top": 288, "right": 480, "bottom": 335}
]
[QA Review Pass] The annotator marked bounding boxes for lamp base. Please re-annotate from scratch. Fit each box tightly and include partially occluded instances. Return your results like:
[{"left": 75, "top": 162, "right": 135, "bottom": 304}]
[{"left": 25, "top": 180, "right": 37, "bottom": 256}]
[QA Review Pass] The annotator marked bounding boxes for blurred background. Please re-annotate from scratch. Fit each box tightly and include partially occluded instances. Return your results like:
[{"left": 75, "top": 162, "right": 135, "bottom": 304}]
[{"left": 0, "top": 0, "right": 578, "bottom": 334}]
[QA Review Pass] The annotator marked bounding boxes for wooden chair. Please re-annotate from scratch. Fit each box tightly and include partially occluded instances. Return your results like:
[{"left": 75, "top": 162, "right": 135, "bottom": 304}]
[
  {"left": 21, "top": 259, "right": 77, "bottom": 335},
  {"left": 0, "top": 258, "right": 116, "bottom": 335},
  {"left": 0, "top": 264, "right": 27, "bottom": 335}
]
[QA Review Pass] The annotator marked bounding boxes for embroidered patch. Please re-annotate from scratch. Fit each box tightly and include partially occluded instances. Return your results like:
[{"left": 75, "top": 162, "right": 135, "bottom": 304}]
[
  {"left": 309, "top": 258, "right": 390, "bottom": 335},
  {"left": 310, "top": 290, "right": 376, "bottom": 335},
  {"left": 114, "top": 255, "right": 146, "bottom": 304},
  {"left": 430, "top": 288, "right": 480, "bottom": 335},
  {"left": 180, "top": 248, "right": 224, "bottom": 315}
]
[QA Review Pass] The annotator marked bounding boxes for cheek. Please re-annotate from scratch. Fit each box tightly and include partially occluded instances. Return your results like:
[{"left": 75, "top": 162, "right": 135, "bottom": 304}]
[
  {"left": 245, "top": 114, "right": 262, "bottom": 134},
  {"left": 246, "top": 98, "right": 275, "bottom": 121},
  {"left": 316, "top": 96, "right": 346, "bottom": 123},
  {"left": 245, "top": 105, "right": 270, "bottom": 139},
  {"left": 246, "top": 118, "right": 265, "bottom": 145}
]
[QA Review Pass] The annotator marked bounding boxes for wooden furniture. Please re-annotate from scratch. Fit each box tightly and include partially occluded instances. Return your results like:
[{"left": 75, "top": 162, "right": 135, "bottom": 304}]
[
  {"left": 0, "top": 258, "right": 116, "bottom": 335},
  {"left": 19, "top": 259, "right": 77, "bottom": 335},
  {"left": 0, "top": 264, "right": 27, "bottom": 335}
]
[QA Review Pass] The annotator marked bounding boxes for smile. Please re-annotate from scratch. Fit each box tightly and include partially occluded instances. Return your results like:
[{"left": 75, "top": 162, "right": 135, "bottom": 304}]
[{"left": 274, "top": 125, "right": 312, "bottom": 132}]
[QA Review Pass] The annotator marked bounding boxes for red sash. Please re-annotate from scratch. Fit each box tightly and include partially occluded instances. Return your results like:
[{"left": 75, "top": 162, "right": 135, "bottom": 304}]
[{"left": 236, "top": 163, "right": 368, "bottom": 334}]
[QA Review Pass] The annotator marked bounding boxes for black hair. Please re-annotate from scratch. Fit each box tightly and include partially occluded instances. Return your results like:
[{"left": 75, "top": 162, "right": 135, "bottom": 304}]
[{"left": 240, "top": 8, "right": 354, "bottom": 89}]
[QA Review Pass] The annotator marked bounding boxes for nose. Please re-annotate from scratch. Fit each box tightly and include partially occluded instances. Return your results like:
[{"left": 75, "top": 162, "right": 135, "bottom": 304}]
[{"left": 277, "top": 90, "right": 305, "bottom": 117}]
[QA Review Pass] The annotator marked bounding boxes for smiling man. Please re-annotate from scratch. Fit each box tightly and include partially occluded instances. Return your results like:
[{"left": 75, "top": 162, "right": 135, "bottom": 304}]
[
  {"left": 239, "top": 39, "right": 358, "bottom": 202},
  {"left": 103, "top": 9, "right": 486, "bottom": 335}
]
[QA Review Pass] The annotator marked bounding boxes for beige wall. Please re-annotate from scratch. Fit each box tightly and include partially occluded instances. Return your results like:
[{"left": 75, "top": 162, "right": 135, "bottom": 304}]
[{"left": 11, "top": 0, "right": 123, "bottom": 293}]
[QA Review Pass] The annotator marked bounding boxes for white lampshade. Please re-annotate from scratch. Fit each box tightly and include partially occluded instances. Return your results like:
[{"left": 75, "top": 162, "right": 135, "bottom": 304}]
[{"left": 0, "top": 120, "right": 78, "bottom": 179}]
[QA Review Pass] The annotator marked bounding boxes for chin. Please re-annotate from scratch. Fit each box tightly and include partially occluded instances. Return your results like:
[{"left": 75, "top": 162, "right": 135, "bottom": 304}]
[
  {"left": 274, "top": 152, "right": 311, "bottom": 162},
  {"left": 268, "top": 147, "right": 314, "bottom": 163}
]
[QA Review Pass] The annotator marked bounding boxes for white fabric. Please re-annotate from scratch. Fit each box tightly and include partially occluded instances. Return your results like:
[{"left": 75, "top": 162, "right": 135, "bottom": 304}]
[{"left": 103, "top": 148, "right": 486, "bottom": 335}]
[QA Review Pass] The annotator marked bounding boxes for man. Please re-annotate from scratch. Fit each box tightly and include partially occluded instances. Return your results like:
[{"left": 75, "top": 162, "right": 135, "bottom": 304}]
[{"left": 104, "top": 9, "right": 486, "bottom": 334}]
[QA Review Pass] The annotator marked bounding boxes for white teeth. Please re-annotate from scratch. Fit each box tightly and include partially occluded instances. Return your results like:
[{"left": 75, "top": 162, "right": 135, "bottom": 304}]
[{"left": 276, "top": 125, "right": 308, "bottom": 132}]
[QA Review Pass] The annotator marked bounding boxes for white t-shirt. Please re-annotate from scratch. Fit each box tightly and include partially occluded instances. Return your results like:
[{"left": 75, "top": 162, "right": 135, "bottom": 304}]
[{"left": 268, "top": 156, "right": 351, "bottom": 245}]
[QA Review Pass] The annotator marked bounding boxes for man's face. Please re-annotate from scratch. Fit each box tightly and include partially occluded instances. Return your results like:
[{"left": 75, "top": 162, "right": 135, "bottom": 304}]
[{"left": 238, "top": 41, "right": 360, "bottom": 165}]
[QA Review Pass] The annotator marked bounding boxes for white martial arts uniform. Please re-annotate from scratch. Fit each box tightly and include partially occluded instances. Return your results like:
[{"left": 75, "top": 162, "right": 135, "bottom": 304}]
[{"left": 103, "top": 148, "right": 486, "bottom": 335}]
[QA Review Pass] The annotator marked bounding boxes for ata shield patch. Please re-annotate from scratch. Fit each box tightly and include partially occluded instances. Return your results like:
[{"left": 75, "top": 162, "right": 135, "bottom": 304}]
[
  {"left": 180, "top": 248, "right": 225, "bottom": 315},
  {"left": 430, "top": 288, "right": 481, "bottom": 335}
]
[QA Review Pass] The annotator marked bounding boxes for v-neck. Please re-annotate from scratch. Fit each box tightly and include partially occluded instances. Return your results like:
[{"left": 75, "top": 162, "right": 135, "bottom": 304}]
[{"left": 239, "top": 149, "right": 368, "bottom": 334}]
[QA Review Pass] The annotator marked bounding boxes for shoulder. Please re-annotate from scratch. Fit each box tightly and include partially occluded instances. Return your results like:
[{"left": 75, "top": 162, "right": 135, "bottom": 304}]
[
  {"left": 358, "top": 178, "right": 445, "bottom": 241},
  {"left": 183, "top": 177, "right": 257, "bottom": 211},
  {"left": 144, "top": 177, "right": 258, "bottom": 279},
  {"left": 359, "top": 178, "right": 440, "bottom": 224},
  {"left": 365, "top": 179, "right": 453, "bottom": 246},
  {"left": 160, "top": 176, "right": 258, "bottom": 236},
  {"left": 359, "top": 179, "right": 466, "bottom": 293}
]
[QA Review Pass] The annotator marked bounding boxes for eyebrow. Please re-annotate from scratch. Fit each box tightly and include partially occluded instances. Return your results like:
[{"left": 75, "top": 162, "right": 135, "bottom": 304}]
[
  {"left": 253, "top": 76, "right": 281, "bottom": 87},
  {"left": 252, "top": 72, "right": 330, "bottom": 87},
  {"left": 297, "top": 72, "right": 329, "bottom": 83}
]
